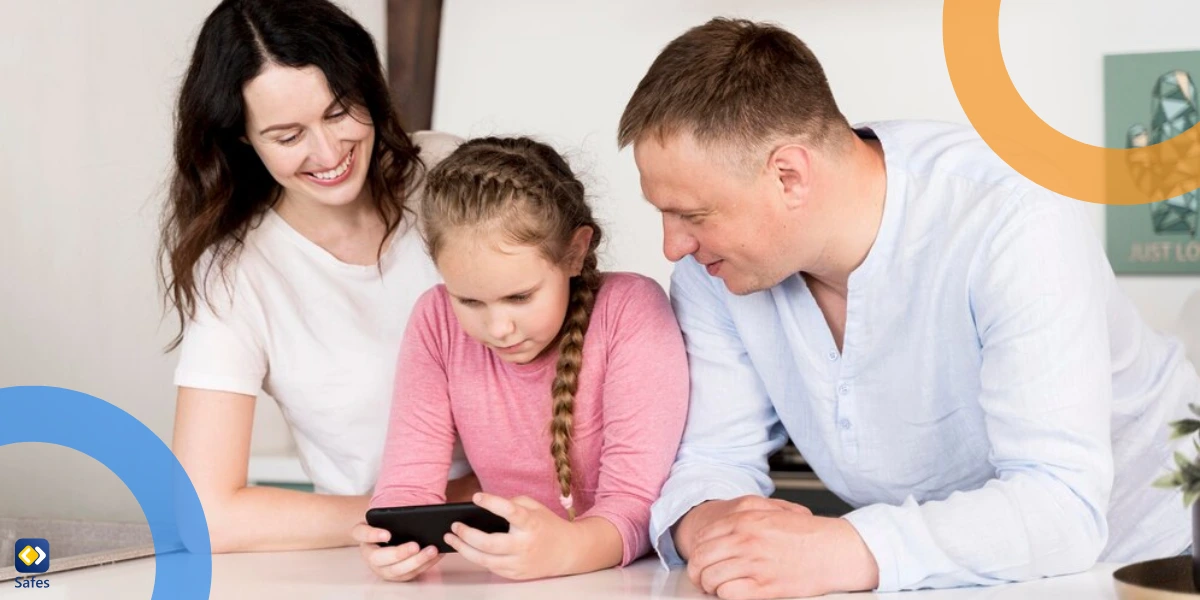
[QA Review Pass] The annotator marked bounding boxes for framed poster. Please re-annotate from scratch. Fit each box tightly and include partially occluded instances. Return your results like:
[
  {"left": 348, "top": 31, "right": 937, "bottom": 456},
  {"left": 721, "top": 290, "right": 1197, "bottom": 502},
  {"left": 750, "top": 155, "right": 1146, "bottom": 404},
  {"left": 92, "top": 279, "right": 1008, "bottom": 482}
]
[{"left": 1104, "top": 50, "right": 1200, "bottom": 274}]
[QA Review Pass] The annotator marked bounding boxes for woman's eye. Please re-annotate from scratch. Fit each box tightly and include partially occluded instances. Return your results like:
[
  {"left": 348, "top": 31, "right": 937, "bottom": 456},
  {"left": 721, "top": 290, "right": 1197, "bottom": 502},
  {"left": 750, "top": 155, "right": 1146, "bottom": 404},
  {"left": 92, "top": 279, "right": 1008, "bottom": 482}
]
[
  {"left": 327, "top": 110, "right": 347, "bottom": 120},
  {"left": 277, "top": 133, "right": 301, "bottom": 145},
  {"left": 509, "top": 294, "right": 531, "bottom": 303}
]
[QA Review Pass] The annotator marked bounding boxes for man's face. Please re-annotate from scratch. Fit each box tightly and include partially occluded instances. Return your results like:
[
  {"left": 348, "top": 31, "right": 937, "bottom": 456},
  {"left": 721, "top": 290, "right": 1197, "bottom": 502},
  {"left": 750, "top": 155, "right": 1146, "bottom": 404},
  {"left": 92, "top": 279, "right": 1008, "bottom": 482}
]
[{"left": 634, "top": 132, "right": 799, "bottom": 295}]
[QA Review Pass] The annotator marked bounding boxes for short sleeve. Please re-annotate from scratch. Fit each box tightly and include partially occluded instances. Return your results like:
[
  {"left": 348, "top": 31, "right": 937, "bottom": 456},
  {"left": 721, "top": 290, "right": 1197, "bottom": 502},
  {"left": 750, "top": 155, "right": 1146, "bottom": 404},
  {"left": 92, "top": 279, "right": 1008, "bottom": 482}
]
[{"left": 173, "top": 253, "right": 268, "bottom": 396}]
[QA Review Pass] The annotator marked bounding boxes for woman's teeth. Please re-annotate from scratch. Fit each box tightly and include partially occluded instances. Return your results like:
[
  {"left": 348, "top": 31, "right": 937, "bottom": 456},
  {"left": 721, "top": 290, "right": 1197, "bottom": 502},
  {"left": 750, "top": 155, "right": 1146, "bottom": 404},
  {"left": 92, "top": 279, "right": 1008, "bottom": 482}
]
[{"left": 311, "top": 150, "right": 353, "bottom": 180}]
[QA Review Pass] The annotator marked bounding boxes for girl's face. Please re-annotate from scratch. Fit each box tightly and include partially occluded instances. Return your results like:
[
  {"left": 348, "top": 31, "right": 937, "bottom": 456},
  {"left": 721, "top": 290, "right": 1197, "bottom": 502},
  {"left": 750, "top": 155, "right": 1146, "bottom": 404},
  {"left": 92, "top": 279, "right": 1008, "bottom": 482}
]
[
  {"left": 436, "top": 225, "right": 593, "bottom": 365},
  {"left": 242, "top": 64, "right": 375, "bottom": 210}
]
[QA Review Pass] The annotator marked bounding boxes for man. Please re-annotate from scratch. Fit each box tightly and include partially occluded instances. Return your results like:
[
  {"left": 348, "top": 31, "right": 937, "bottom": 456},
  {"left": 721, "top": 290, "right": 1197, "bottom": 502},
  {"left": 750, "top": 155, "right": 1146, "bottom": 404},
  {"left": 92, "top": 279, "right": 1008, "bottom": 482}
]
[{"left": 619, "top": 17, "right": 1196, "bottom": 599}]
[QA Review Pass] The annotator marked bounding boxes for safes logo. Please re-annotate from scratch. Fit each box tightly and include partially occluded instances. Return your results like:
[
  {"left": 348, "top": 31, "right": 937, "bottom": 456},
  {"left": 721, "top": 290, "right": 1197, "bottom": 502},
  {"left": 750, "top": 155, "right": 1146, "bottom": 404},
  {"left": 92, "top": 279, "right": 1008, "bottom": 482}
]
[
  {"left": 14, "top": 539, "right": 49, "bottom": 574},
  {"left": 12, "top": 538, "right": 50, "bottom": 590}
]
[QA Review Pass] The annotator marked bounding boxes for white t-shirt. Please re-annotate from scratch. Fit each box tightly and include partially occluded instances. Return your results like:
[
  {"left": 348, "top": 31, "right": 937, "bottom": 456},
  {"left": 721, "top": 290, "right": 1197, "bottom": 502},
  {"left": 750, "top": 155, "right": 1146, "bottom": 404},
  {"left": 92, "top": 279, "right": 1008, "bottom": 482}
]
[{"left": 174, "top": 131, "right": 470, "bottom": 495}]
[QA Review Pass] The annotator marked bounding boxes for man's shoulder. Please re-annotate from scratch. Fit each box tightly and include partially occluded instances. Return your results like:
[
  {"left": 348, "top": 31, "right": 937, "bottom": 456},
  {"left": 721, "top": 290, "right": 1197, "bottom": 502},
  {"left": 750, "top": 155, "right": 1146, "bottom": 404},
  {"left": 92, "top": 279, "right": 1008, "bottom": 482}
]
[
  {"left": 860, "top": 119, "right": 1039, "bottom": 196},
  {"left": 863, "top": 119, "right": 1078, "bottom": 238}
]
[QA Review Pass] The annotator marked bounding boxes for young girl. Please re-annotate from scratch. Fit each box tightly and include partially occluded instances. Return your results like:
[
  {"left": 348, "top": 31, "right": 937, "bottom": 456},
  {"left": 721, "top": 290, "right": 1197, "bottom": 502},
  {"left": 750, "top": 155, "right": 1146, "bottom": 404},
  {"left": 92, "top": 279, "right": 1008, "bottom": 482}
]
[{"left": 353, "top": 137, "right": 690, "bottom": 581}]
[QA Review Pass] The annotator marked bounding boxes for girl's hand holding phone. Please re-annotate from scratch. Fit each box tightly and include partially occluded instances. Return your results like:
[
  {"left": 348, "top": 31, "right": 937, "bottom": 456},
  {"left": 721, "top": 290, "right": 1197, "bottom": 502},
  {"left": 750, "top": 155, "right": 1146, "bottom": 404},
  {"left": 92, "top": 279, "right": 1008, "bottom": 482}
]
[
  {"left": 352, "top": 522, "right": 442, "bottom": 582},
  {"left": 442, "top": 492, "right": 574, "bottom": 580}
]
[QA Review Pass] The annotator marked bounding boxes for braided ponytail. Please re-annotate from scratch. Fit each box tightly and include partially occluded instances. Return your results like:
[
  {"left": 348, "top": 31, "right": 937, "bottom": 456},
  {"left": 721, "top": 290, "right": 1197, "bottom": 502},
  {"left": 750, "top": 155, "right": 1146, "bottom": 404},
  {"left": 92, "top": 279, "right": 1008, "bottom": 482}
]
[{"left": 548, "top": 231, "right": 601, "bottom": 520}]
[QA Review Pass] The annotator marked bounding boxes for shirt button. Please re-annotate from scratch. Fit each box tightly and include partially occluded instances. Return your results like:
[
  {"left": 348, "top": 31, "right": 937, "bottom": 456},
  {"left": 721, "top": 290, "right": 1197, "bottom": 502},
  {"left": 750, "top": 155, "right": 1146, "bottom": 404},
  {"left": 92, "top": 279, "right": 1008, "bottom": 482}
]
[
  {"left": 837, "top": 383, "right": 850, "bottom": 395},
  {"left": 827, "top": 349, "right": 839, "bottom": 361},
  {"left": 839, "top": 419, "right": 852, "bottom": 430}
]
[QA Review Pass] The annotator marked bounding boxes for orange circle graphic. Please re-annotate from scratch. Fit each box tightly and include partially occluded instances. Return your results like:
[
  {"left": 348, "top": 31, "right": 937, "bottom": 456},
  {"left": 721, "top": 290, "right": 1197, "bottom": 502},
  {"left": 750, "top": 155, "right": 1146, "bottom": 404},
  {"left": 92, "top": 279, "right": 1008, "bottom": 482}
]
[{"left": 943, "top": 0, "right": 1200, "bottom": 205}]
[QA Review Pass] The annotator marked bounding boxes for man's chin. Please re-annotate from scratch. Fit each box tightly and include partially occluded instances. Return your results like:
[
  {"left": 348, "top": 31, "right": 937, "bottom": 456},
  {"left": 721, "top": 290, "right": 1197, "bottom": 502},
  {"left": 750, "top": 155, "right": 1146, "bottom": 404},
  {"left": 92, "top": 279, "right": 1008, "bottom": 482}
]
[
  {"left": 717, "top": 275, "right": 754, "bottom": 296},
  {"left": 717, "top": 272, "right": 781, "bottom": 296}
]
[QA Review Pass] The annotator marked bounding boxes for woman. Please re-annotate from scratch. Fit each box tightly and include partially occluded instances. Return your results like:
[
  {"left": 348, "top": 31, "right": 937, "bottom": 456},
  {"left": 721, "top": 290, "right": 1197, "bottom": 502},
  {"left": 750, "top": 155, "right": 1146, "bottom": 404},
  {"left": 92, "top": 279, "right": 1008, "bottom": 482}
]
[{"left": 160, "top": 0, "right": 473, "bottom": 553}]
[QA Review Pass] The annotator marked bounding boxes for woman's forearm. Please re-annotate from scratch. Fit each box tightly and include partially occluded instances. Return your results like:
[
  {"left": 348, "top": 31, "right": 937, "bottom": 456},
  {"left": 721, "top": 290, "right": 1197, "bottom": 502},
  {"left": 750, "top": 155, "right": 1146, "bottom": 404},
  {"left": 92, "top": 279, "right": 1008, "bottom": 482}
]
[
  {"left": 205, "top": 487, "right": 368, "bottom": 553},
  {"left": 561, "top": 516, "right": 625, "bottom": 575}
]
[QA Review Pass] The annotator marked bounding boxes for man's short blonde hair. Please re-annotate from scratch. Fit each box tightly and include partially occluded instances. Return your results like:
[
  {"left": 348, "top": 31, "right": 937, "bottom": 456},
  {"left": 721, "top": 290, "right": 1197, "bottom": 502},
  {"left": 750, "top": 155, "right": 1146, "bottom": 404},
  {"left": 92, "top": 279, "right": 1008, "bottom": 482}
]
[{"left": 618, "top": 18, "right": 851, "bottom": 162}]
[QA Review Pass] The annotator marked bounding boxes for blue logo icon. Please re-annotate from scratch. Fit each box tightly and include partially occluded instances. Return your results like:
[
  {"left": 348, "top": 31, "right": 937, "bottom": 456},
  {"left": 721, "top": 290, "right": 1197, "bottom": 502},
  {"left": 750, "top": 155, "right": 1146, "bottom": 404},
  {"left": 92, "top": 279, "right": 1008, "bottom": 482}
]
[{"left": 14, "top": 539, "right": 49, "bottom": 574}]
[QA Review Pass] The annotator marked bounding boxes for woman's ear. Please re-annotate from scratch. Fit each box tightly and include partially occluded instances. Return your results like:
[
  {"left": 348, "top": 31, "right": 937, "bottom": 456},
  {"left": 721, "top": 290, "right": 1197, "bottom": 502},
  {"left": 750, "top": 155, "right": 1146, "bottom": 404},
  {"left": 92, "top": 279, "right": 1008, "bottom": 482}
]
[{"left": 568, "top": 226, "right": 595, "bottom": 276}]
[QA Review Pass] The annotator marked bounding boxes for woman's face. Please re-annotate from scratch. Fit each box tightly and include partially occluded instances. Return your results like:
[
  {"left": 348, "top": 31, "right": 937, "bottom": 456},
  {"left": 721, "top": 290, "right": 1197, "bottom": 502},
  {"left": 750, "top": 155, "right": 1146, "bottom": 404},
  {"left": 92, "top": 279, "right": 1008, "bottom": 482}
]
[{"left": 242, "top": 64, "right": 375, "bottom": 209}]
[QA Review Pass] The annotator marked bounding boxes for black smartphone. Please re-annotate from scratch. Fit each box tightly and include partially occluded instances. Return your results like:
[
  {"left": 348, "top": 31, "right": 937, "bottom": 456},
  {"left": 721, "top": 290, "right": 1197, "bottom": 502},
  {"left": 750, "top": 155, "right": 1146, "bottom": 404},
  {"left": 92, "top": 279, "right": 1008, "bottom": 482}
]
[{"left": 365, "top": 502, "right": 510, "bottom": 553}]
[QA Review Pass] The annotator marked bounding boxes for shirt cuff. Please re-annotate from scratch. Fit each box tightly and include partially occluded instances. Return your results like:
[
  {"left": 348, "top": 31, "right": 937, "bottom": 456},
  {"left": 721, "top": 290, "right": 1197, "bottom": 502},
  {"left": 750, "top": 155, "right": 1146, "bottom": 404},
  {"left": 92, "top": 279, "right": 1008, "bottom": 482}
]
[
  {"left": 173, "top": 370, "right": 262, "bottom": 397},
  {"left": 579, "top": 508, "right": 642, "bottom": 567},
  {"left": 649, "top": 481, "right": 758, "bottom": 569},
  {"left": 843, "top": 498, "right": 921, "bottom": 592}
]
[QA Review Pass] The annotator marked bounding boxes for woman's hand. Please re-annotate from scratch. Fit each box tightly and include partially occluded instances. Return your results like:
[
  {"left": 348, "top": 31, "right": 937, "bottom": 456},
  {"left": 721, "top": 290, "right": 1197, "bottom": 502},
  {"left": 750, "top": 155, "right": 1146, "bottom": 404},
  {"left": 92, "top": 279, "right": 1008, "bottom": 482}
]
[
  {"left": 442, "top": 492, "right": 575, "bottom": 580},
  {"left": 352, "top": 522, "right": 442, "bottom": 582}
]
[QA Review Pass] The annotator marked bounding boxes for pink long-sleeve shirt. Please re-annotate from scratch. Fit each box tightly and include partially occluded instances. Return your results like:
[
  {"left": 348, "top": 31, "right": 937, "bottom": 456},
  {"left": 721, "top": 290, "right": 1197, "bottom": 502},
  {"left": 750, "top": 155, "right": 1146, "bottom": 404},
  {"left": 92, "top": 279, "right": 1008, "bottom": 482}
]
[{"left": 371, "top": 272, "right": 689, "bottom": 566}]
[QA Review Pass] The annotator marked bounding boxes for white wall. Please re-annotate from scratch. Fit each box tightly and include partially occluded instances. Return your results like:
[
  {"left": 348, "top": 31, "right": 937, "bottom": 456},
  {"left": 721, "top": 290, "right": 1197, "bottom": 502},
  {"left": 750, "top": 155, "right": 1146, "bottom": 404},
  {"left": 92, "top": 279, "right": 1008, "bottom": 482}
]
[
  {"left": 0, "top": 0, "right": 384, "bottom": 523},
  {"left": 3, "top": 0, "right": 1199, "bottom": 524},
  {"left": 433, "top": 0, "right": 1200, "bottom": 333}
]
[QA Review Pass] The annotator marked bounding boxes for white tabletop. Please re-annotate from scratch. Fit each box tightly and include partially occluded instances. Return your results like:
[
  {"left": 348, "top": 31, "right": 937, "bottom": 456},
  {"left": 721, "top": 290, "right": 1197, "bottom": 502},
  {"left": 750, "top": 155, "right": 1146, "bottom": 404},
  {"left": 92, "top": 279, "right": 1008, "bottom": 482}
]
[{"left": 0, "top": 547, "right": 1123, "bottom": 600}]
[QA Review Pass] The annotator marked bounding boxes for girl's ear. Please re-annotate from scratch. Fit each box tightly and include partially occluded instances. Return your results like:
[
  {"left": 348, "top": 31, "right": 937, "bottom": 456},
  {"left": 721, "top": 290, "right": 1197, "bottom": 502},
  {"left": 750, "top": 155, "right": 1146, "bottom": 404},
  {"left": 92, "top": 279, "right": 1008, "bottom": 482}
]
[{"left": 567, "top": 226, "right": 595, "bottom": 276}]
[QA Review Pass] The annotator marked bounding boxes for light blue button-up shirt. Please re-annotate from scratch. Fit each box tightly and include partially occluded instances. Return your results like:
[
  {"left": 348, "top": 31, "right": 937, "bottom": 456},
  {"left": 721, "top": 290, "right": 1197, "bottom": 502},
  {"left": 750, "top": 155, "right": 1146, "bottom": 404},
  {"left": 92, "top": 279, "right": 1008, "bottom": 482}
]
[{"left": 652, "top": 120, "right": 1196, "bottom": 591}]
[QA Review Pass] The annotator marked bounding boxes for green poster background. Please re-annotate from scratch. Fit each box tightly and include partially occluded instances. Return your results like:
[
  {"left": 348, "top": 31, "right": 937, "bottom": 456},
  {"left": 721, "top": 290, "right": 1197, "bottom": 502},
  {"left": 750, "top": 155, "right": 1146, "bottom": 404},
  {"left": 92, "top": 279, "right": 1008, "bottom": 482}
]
[{"left": 1104, "top": 50, "right": 1200, "bottom": 274}]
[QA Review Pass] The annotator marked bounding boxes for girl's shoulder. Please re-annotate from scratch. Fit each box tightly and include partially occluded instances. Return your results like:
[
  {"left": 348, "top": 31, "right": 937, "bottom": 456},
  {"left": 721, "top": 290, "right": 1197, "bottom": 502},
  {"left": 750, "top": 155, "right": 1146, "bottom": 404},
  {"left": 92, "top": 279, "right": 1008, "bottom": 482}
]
[
  {"left": 594, "top": 271, "right": 671, "bottom": 316},
  {"left": 411, "top": 282, "right": 454, "bottom": 320}
]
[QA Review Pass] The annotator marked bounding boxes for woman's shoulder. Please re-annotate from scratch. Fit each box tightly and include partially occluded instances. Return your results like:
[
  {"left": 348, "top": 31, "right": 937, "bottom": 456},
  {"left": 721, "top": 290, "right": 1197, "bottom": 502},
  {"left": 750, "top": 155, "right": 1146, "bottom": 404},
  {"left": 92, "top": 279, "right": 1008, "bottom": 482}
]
[{"left": 411, "top": 131, "right": 464, "bottom": 168}]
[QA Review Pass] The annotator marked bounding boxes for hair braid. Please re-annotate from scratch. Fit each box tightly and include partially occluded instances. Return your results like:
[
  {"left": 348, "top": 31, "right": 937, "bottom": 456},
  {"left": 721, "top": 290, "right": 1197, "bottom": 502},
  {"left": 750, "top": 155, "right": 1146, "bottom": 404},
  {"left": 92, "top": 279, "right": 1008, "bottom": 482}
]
[{"left": 548, "top": 245, "right": 601, "bottom": 520}]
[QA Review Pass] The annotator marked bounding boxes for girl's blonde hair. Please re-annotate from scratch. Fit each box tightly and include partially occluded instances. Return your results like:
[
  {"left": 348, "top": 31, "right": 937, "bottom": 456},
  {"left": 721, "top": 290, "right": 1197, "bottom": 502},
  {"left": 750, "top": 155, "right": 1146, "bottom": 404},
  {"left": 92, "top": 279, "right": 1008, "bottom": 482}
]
[{"left": 422, "top": 137, "right": 603, "bottom": 519}]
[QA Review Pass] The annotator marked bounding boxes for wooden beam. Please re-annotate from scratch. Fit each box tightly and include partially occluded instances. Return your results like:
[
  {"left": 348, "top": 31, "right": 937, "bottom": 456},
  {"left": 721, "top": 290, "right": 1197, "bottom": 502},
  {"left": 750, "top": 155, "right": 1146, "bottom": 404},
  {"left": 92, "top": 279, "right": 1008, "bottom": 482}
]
[{"left": 386, "top": 0, "right": 443, "bottom": 131}]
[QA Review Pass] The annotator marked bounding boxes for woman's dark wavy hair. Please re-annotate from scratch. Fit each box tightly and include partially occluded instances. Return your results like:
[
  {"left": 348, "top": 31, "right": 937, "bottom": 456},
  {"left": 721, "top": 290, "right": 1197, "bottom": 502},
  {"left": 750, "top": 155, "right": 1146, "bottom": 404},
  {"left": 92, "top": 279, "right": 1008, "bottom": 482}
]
[{"left": 159, "top": 0, "right": 422, "bottom": 350}]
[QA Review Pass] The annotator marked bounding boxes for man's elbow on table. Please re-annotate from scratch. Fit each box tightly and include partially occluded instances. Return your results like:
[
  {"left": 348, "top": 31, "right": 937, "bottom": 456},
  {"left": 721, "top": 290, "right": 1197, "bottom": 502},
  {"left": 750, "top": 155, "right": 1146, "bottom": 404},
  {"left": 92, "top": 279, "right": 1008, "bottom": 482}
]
[{"left": 1023, "top": 504, "right": 1108, "bottom": 580}]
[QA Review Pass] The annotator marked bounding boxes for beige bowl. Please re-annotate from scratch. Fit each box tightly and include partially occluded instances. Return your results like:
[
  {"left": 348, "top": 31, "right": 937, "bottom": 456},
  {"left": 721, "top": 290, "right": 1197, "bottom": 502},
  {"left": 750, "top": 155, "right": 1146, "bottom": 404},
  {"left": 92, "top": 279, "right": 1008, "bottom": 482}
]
[{"left": 1115, "top": 556, "right": 1199, "bottom": 599}]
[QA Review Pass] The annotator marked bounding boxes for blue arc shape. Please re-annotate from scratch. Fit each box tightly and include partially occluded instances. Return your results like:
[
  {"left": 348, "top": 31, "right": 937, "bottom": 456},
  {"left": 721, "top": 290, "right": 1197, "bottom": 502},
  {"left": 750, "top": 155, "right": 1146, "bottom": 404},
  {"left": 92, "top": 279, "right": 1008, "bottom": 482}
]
[{"left": 0, "top": 386, "right": 211, "bottom": 597}]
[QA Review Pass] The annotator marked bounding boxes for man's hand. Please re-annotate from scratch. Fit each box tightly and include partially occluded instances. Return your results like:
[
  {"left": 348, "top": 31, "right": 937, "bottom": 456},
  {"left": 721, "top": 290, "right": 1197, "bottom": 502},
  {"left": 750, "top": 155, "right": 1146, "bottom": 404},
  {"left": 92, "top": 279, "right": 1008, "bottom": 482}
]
[
  {"left": 674, "top": 496, "right": 794, "bottom": 560},
  {"left": 683, "top": 496, "right": 880, "bottom": 599}
]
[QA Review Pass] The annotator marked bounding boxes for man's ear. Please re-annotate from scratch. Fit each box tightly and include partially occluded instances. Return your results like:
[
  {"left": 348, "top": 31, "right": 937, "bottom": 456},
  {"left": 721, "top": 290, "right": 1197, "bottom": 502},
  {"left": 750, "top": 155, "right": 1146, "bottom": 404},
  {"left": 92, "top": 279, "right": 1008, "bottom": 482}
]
[
  {"left": 769, "top": 144, "right": 814, "bottom": 209},
  {"left": 568, "top": 226, "right": 595, "bottom": 276}
]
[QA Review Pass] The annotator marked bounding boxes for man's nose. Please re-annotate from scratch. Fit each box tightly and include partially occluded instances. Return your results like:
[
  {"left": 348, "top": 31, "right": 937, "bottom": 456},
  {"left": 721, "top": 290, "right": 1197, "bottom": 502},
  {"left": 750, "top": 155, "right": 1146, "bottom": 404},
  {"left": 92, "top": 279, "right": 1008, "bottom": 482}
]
[{"left": 662, "top": 216, "right": 697, "bottom": 262}]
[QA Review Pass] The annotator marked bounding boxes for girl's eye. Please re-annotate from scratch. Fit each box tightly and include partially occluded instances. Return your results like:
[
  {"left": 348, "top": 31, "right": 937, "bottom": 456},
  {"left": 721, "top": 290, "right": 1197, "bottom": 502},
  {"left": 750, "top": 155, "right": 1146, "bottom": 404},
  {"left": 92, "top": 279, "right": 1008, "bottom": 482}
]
[
  {"left": 509, "top": 294, "right": 531, "bottom": 303},
  {"left": 458, "top": 298, "right": 482, "bottom": 307}
]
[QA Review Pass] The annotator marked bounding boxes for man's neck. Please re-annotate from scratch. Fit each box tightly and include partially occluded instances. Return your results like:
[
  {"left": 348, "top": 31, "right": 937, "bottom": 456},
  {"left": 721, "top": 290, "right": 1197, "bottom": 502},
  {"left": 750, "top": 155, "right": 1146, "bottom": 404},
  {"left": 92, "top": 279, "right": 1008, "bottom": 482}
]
[{"left": 803, "top": 134, "right": 888, "bottom": 297}]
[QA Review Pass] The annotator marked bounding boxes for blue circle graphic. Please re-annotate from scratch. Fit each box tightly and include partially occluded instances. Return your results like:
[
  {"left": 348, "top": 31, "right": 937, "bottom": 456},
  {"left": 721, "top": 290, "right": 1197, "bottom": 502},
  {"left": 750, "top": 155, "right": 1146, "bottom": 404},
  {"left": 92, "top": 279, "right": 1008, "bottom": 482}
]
[{"left": 0, "top": 386, "right": 211, "bottom": 597}]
